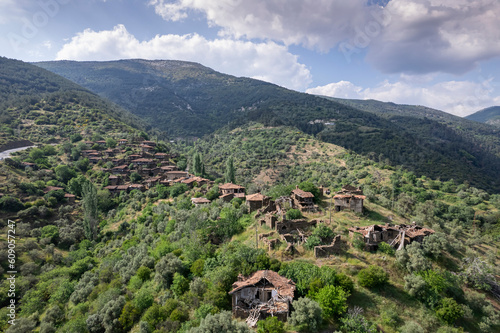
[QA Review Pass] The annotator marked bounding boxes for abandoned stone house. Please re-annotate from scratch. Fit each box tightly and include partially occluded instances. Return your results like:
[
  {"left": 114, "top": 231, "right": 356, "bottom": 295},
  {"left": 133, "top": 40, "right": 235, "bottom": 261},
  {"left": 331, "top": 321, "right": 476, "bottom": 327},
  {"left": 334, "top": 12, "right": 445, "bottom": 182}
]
[
  {"left": 219, "top": 183, "right": 246, "bottom": 198},
  {"left": 191, "top": 197, "right": 211, "bottom": 206},
  {"left": 333, "top": 185, "right": 365, "bottom": 213},
  {"left": 291, "top": 186, "right": 315, "bottom": 212},
  {"left": 349, "top": 223, "right": 435, "bottom": 251},
  {"left": 246, "top": 193, "right": 271, "bottom": 212},
  {"left": 229, "top": 270, "right": 295, "bottom": 327}
]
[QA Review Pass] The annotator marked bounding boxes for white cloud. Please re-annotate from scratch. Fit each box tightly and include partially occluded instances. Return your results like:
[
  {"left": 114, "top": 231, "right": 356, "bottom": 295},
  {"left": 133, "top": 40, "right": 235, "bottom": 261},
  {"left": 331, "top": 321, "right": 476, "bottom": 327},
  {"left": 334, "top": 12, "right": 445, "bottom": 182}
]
[
  {"left": 149, "top": 0, "right": 371, "bottom": 51},
  {"left": 150, "top": 0, "right": 500, "bottom": 75},
  {"left": 55, "top": 24, "right": 312, "bottom": 90},
  {"left": 306, "top": 78, "right": 500, "bottom": 117},
  {"left": 366, "top": 0, "right": 500, "bottom": 74}
]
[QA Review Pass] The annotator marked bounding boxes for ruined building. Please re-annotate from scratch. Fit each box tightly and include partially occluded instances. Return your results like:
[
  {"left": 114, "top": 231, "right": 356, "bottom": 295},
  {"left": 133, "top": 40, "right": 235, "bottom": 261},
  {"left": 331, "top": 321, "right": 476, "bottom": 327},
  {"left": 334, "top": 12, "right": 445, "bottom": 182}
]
[
  {"left": 334, "top": 185, "right": 365, "bottom": 213},
  {"left": 229, "top": 270, "right": 295, "bottom": 327},
  {"left": 349, "top": 223, "right": 435, "bottom": 251},
  {"left": 291, "top": 186, "right": 315, "bottom": 212}
]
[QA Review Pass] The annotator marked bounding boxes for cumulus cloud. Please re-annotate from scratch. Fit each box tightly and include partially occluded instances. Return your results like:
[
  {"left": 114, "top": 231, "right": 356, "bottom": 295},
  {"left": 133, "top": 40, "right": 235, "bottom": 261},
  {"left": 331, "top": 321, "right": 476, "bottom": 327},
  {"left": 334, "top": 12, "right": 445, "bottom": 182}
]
[
  {"left": 149, "top": 0, "right": 372, "bottom": 51},
  {"left": 306, "top": 78, "right": 500, "bottom": 116},
  {"left": 365, "top": 0, "right": 500, "bottom": 74},
  {"left": 55, "top": 24, "right": 312, "bottom": 90},
  {"left": 150, "top": 0, "right": 500, "bottom": 75}
]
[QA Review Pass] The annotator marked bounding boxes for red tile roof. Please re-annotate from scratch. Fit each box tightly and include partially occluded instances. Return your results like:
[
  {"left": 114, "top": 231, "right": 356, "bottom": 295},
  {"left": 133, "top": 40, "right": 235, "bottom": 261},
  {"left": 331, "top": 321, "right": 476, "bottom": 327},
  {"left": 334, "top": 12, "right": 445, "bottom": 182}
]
[
  {"left": 292, "top": 188, "right": 314, "bottom": 198},
  {"left": 246, "top": 193, "right": 269, "bottom": 201},
  {"left": 229, "top": 270, "right": 295, "bottom": 299},
  {"left": 219, "top": 183, "right": 245, "bottom": 190}
]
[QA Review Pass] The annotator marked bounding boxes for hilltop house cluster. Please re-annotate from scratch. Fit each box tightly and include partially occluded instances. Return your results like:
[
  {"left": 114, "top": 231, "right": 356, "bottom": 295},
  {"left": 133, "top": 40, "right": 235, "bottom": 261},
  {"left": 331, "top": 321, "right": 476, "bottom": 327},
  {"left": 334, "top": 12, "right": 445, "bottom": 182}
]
[{"left": 80, "top": 138, "right": 213, "bottom": 195}]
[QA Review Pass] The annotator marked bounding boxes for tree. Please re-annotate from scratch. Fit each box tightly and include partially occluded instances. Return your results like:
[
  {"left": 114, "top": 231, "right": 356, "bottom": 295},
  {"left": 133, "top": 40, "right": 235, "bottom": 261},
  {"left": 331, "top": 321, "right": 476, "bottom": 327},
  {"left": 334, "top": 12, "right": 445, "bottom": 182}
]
[
  {"left": 82, "top": 181, "right": 98, "bottom": 240},
  {"left": 316, "top": 285, "right": 350, "bottom": 318},
  {"left": 55, "top": 165, "right": 76, "bottom": 184},
  {"left": 188, "top": 311, "right": 250, "bottom": 333},
  {"left": 225, "top": 156, "right": 235, "bottom": 183},
  {"left": 130, "top": 172, "right": 142, "bottom": 183},
  {"left": 257, "top": 316, "right": 285, "bottom": 333},
  {"left": 193, "top": 152, "right": 203, "bottom": 176},
  {"left": 357, "top": 266, "right": 389, "bottom": 288},
  {"left": 339, "top": 307, "right": 377, "bottom": 333},
  {"left": 286, "top": 209, "right": 302, "bottom": 220},
  {"left": 106, "top": 138, "right": 117, "bottom": 148},
  {"left": 41, "top": 225, "right": 59, "bottom": 243},
  {"left": 435, "top": 298, "right": 464, "bottom": 324},
  {"left": 289, "top": 297, "right": 323, "bottom": 332}
]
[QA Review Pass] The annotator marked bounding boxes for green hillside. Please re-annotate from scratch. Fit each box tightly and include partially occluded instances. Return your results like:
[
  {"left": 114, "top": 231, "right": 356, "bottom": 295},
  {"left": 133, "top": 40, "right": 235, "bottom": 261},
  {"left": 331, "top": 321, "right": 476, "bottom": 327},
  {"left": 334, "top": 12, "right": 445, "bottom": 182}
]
[
  {"left": 467, "top": 106, "right": 500, "bottom": 127},
  {"left": 35, "top": 60, "right": 500, "bottom": 193},
  {"left": 0, "top": 122, "right": 498, "bottom": 333},
  {"left": 0, "top": 57, "right": 149, "bottom": 149}
]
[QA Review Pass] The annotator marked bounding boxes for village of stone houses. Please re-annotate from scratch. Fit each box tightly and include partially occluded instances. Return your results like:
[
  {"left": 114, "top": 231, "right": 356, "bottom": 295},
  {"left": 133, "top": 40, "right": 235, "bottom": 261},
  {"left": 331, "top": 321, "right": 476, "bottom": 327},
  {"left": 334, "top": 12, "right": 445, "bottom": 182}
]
[{"left": 0, "top": 129, "right": 499, "bottom": 333}]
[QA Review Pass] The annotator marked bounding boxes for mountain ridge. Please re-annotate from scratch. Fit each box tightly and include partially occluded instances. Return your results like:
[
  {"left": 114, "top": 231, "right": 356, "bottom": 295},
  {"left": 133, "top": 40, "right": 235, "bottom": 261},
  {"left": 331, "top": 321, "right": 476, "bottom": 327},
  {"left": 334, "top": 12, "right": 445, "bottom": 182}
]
[{"left": 34, "top": 59, "right": 500, "bottom": 192}]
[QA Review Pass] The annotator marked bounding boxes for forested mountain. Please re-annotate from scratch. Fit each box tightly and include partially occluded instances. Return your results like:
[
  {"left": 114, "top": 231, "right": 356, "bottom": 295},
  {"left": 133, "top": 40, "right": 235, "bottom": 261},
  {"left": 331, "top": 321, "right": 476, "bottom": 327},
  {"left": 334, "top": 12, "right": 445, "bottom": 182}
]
[
  {"left": 35, "top": 60, "right": 500, "bottom": 192},
  {"left": 0, "top": 57, "right": 148, "bottom": 149},
  {"left": 467, "top": 106, "right": 500, "bottom": 127}
]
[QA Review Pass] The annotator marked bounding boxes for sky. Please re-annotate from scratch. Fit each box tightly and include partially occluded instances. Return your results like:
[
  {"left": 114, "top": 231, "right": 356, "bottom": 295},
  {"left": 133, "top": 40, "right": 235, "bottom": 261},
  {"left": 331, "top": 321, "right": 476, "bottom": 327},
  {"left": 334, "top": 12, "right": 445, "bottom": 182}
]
[{"left": 1, "top": 0, "right": 500, "bottom": 117}]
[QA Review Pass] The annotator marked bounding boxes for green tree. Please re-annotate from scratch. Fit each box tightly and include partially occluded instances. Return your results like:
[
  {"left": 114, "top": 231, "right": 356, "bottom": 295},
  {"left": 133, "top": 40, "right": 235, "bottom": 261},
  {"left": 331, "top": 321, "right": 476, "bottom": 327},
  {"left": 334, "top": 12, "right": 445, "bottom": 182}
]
[
  {"left": 357, "top": 266, "right": 389, "bottom": 288},
  {"left": 55, "top": 165, "right": 76, "bottom": 184},
  {"left": 435, "top": 298, "right": 464, "bottom": 324},
  {"left": 286, "top": 208, "right": 303, "bottom": 220},
  {"left": 193, "top": 152, "right": 203, "bottom": 176},
  {"left": 225, "top": 156, "right": 235, "bottom": 183},
  {"left": 82, "top": 181, "right": 98, "bottom": 240},
  {"left": 106, "top": 137, "right": 117, "bottom": 148},
  {"left": 188, "top": 311, "right": 250, "bottom": 333},
  {"left": 316, "top": 285, "right": 350, "bottom": 318},
  {"left": 257, "top": 316, "right": 285, "bottom": 333},
  {"left": 289, "top": 297, "right": 323, "bottom": 332},
  {"left": 171, "top": 273, "right": 190, "bottom": 297},
  {"left": 130, "top": 172, "right": 142, "bottom": 183},
  {"left": 41, "top": 225, "right": 59, "bottom": 243}
]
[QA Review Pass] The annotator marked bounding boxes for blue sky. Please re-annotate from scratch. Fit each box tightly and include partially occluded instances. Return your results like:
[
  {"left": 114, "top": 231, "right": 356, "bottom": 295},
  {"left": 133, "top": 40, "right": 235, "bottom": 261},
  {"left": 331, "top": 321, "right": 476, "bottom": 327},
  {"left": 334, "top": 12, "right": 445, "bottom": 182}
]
[{"left": 1, "top": 0, "right": 500, "bottom": 116}]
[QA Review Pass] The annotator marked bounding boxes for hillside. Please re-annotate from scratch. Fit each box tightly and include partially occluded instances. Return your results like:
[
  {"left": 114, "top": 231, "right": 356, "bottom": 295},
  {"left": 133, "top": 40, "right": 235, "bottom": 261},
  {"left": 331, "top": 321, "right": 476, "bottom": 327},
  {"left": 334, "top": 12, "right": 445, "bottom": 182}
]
[
  {"left": 467, "top": 106, "right": 500, "bottom": 127},
  {"left": 35, "top": 60, "right": 500, "bottom": 193},
  {"left": 0, "top": 122, "right": 498, "bottom": 332},
  {"left": 0, "top": 57, "right": 149, "bottom": 150}
]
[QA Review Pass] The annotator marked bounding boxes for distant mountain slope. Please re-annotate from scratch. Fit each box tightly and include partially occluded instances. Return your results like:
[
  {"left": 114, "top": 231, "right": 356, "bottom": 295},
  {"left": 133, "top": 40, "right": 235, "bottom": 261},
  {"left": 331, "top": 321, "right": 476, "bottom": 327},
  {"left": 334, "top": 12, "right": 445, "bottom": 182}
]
[
  {"left": 35, "top": 59, "right": 500, "bottom": 192},
  {"left": 0, "top": 57, "right": 147, "bottom": 148},
  {"left": 466, "top": 106, "right": 500, "bottom": 127}
]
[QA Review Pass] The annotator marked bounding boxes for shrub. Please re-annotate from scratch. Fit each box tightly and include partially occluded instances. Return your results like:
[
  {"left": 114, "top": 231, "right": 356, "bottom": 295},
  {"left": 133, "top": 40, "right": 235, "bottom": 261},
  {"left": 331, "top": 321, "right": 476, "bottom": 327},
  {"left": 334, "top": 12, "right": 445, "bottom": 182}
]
[
  {"left": 257, "top": 316, "right": 285, "bottom": 333},
  {"left": 378, "top": 242, "right": 395, "bottom": 255},
  {"left": 358, "top": 266, "right": 389, "bottom": 288},
  {"left": 136, "top": 266, "right": 152, "bottom": 281},
  {"left": 286, "top": 209, "right": 303, "bottom": 220},
  {"left": 316, "top": 285, "right": 350, "bottom": 318},
  {"left": 340, "top": 307, "right": 377, "bottom": 333},
  {"left": 188, "top": 311, "right": 250, "bottom": 333},
  {"left": 289, "top": 297, "right": 323, "bottom": 332},
  {"left": 435, "top": 298, "right": 464, "bottom": 324}
]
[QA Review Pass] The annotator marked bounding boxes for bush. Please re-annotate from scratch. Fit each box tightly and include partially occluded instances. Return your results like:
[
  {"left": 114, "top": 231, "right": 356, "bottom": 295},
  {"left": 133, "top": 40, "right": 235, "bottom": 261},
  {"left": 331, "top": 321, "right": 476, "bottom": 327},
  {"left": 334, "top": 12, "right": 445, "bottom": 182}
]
[
  {"left": 339, "top": 307, "right": 377, "bottom": 333},
  {"left": 286, "top": 209, "right": 303, "bottom": 220},
  {"left": 188, "top": 311, "right": 250, "bottom": 333},
  {"left": 289, "top": 297, "right": 323, "bottom": 332},
  {"left": 136, "top": 266, "right": 152, "bottom": 281},
  {"left": 435, "top": 298, "right": 464, "bottom": 324},
  {"left": 315, "top": 285, "right": 350, "bottom": 318},
  {"left": 0, "top": 196, "right": 24, "bottom": 212},
  {"left": 378, "top": 242, "right": 395, "bottom": 255},
  {"left": 257, "top": 316, "right": 285, "bottom": 333},
  {"left": 358, "top": 266, "right": 389, "bottom": 288}
]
